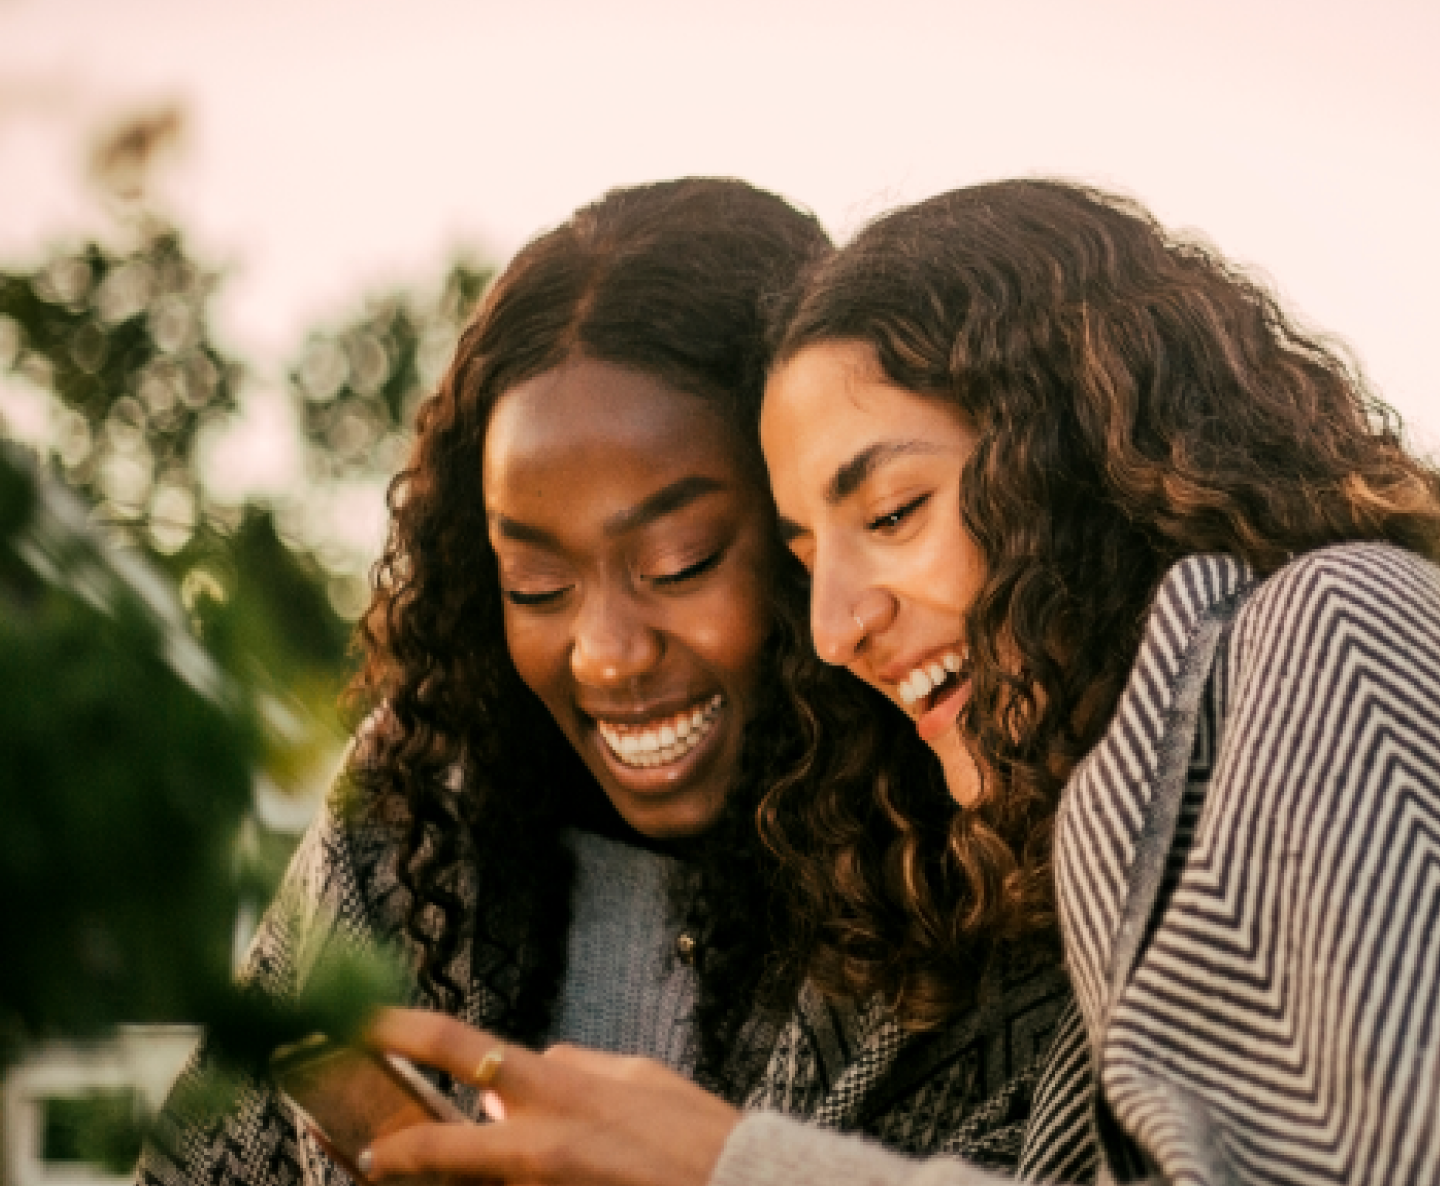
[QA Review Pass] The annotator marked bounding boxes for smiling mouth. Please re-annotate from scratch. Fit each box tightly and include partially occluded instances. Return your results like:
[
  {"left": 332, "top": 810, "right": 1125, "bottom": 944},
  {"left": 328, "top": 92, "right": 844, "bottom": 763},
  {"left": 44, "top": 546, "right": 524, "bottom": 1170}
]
[
  {"left": 896, "top": 650, "right": 968, "bottom": 715},
  {"left": 595, "top": 695, "right": 724, "bottom": 769}
]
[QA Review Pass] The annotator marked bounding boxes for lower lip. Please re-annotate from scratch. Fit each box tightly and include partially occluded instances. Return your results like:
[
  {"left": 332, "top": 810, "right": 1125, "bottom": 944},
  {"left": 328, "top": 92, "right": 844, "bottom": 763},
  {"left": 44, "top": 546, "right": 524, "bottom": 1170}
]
[
  {"left": 916, "top": 676, "right": 971, "bottom": 743},
  {"left": 592, "top": 703, "right": 726, "bottom": 793}
]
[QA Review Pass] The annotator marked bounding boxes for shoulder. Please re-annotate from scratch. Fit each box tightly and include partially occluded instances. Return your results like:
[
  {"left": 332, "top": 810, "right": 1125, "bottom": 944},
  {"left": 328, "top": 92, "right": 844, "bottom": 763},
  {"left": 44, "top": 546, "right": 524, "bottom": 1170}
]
[
  {"left": 1227, "top": 541, "right": 1440, "bottom": 682},
  {"left": 1244, "top": 539, "right": 1439, "bottom": 617},
  {"left": 259, "top": 713, "right": 422, "bottom": 950},
  {"left": 1206, "top": 541, "right": 1440, "bottom": 833}
]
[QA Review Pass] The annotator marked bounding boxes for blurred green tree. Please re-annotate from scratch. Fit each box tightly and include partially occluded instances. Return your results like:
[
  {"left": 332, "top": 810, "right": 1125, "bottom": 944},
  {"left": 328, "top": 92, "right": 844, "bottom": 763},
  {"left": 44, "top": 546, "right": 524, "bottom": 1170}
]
[
  {"left": 0, "top": 108, "right": 348, "bottom": 798},
  {"left": 0, "top": 106, "right": 489, "bottom": 804},
  {"left": 0, "top": 224, "right": 239, "bottom": 546},
  {"left": 0, "top": 443, "right": 254, "bottom": 1063},
  {"left": 0, "top": 109, "right": 487, "bottom": 1117},
  {"left": 282, "top": 254, "right": 490, "bottom": 621},
  {"left": 0, "top": 103, "right": 469, "bottom": 1115},
  {"left": 0, "top": 442, "right": 406, "bottom": 1088},
  {"left": 292, "top": 258, "right": 490, "bottom": 490}
]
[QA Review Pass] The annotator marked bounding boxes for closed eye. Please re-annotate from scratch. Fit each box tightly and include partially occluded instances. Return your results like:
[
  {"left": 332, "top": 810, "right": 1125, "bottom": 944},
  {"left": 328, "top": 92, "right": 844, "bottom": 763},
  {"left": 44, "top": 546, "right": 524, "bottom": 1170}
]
[
  {"left": 505, "top": 587, "right": 570, "bottom": 607},
  {"left": 867, "top": 493, "right": 930, "bottom": 533},
  {"left": 651, "top": 550, "right": 723, "bottom": 588}
]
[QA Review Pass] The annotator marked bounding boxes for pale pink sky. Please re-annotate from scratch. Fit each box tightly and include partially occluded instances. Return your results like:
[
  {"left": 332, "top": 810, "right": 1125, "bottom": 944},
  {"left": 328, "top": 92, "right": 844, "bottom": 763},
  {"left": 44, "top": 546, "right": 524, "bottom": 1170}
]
[{"left": 3, "top": 0, "right": 1437, "bottom": 511}]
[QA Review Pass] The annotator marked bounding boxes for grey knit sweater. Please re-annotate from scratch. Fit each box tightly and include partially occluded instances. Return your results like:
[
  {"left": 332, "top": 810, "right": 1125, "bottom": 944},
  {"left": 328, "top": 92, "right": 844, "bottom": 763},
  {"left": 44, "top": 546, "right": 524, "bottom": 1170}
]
[
  {"left": 548, "top": 830, "right": 697, "bottom": 1070},
  {"left": 714, "top": 545, "right": 1440, "bottom": 1186}
]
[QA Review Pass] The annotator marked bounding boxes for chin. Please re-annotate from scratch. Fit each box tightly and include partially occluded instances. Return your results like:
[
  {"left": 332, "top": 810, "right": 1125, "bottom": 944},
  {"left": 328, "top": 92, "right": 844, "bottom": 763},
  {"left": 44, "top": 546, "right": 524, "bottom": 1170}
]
[{"left": 616, "top": 787, "right": 728, "bottom": 840}]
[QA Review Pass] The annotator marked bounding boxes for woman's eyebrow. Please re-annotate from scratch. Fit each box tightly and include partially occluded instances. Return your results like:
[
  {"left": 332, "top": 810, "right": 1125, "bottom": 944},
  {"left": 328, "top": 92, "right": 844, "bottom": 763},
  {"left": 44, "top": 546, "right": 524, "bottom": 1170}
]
[
  {"left": 777, "top": 440, "right": 941, "bottom": 544},
  {"left": 489, "top": 514, "right": 558, "bottom": 547},
  {"left": 490, "top": 475, "right": 726, "bottom": 547},
  {"left": 826, "top": 440, "right": 942, "bottom": 504},
  {"left": 603, "top": 475, "right": 726, "bottom": 536}
]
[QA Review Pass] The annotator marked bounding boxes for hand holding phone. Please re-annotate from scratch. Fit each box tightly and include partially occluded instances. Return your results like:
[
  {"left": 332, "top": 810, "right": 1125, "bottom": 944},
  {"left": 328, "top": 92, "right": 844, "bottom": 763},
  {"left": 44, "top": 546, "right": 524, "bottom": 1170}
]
[{"left": 271, "top": 1035, "right": 468, "bottom": 1186}]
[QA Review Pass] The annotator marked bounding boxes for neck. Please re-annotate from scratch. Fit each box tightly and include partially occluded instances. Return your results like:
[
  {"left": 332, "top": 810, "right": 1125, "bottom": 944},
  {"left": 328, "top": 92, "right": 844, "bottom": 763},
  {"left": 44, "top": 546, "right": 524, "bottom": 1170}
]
[
  {"left": 567, "top": 784, "right": 694, "bottom": 858},
  {"left": 933, "top": 726, "right": 982, "bottom": 807}
]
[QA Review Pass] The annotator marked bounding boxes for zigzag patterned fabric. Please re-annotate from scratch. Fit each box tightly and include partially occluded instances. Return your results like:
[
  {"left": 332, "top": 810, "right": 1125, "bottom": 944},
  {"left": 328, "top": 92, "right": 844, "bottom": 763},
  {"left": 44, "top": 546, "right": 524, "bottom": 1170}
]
[
  {"left": 1057, "top": 543, "right": 1440, "bottom": 1183},
  {"left": 749, "top": 938, "right": 1075, "bottom": 1168}
]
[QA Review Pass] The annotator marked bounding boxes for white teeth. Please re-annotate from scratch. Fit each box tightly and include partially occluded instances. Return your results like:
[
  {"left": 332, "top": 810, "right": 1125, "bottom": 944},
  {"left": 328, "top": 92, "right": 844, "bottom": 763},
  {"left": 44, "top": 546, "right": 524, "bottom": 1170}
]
[
  {"left": 897, "top": 650, "right": 968, "bottom": 709},
  {"left": 597, "top": 697, "right": 724, "bottom": 769}
]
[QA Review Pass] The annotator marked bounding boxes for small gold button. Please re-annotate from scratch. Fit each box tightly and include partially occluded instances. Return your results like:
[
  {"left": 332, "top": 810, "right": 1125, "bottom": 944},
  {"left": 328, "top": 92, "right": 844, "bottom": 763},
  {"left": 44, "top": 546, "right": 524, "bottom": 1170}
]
[{"left": 675, "top": 932, "right": 697, "bottom": 966}]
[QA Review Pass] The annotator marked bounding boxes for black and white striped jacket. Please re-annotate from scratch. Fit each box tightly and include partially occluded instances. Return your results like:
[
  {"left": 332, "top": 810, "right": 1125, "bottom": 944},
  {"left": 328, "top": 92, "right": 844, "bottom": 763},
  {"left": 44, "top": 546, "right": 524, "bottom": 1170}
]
[{"left": 717, "top": 543, "right": 1440, "bottom": 1186}]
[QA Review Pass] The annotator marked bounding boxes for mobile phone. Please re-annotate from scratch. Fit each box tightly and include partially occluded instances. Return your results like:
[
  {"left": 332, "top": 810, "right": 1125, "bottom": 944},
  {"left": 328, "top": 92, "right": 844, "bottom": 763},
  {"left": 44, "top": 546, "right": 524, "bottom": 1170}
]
[{"left": 270, "top": 1034, "right": 468, "bottom": 1186}]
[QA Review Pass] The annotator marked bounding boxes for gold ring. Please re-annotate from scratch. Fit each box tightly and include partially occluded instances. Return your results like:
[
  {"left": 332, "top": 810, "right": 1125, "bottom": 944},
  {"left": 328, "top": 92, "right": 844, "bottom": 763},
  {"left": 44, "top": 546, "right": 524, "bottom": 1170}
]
[{"left": 472, "top": 1045, "right": 505, "bottom": 1090}]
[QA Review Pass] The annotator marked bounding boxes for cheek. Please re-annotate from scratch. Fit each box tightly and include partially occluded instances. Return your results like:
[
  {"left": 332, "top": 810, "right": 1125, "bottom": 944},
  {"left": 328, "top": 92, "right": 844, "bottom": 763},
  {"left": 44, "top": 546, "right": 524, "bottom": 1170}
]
[
  {"left": 687, "top": 572, "right": 771, "bottom": 691},
  {"left": 952, "top": 527, "right": 988, "bottom": 611},
  {"left": 920, "top": 516, "right": 985, "bottom": 620},
  {"left": 500, "top": 610, "right": 568, "bottom": 703}
]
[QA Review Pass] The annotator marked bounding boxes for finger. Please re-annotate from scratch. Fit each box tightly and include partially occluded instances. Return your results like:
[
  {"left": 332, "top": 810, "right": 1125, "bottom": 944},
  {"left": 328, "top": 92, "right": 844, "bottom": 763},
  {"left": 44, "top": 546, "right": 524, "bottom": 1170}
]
[
  {"left": 364, "top": 1008, "right": 549, "bottom": 1106},
  {"left": 365, "top": 1117, "right": 571, "bottom": 1183}
]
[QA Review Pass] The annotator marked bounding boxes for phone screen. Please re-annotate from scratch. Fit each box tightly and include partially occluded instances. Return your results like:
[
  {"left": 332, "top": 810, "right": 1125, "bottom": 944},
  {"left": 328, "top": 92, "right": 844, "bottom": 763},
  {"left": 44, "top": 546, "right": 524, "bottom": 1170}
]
[{"left": 271, "top": 1037, "right": 465, "bottom": 1186}]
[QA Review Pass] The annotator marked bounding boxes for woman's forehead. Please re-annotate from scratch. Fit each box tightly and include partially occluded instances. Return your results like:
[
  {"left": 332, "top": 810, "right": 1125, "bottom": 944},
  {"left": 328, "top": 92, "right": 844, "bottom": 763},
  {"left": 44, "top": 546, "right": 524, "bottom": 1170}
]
[
  {"left": 762, "top": 343, "right": 965, "bottom": 497},
  {"left": 483, "top": 359, "right": 749, "bottom": 524}
]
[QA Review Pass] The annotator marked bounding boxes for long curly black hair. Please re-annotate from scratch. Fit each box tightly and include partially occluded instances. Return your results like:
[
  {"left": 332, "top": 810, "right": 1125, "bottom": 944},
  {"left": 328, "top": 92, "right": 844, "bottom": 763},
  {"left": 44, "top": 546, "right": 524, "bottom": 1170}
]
[
  {"left": 349, "top": 179, "right": 892, "bottom": 1092},
  {"left": 762, "top": 178, "right": 1440, "bottom": 1029}
]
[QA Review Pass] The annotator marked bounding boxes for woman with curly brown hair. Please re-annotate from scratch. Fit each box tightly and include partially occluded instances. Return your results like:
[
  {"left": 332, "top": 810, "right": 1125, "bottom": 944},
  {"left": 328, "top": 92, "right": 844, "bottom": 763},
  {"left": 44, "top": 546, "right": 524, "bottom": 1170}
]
[
  {"left": 138, "top": 178, "right": 1048, "bottom": 1186},
  {"left": 360, "top": 180, "right": 1440, "bottom": 1185}
]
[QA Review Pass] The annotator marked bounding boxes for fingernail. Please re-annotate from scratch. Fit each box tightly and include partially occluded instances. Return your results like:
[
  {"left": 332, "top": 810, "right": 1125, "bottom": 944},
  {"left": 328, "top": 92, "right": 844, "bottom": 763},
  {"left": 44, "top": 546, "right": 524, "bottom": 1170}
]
[{"left": 357, "top": 1150, "right": 374, "bottom": 1175}]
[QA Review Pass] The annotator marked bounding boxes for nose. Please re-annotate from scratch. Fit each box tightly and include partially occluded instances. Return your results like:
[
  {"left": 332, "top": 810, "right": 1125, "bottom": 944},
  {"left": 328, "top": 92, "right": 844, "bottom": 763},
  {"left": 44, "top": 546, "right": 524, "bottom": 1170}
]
[
  {"left": 809, "top": 547, "right": 896, "bottom": 667},
  {"left": 570, "top": 582, "right": 663, "bottom": 687}
]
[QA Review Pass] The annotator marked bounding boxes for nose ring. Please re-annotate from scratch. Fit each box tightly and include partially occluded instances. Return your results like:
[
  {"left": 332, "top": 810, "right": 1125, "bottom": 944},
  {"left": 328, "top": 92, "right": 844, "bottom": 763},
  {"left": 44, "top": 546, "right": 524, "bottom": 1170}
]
[
  {"left": 840, "top": 591, "right": 895, "bottom": 662},
  {"left": 847, "top": 606, "right": 877, "bottom": 657}
]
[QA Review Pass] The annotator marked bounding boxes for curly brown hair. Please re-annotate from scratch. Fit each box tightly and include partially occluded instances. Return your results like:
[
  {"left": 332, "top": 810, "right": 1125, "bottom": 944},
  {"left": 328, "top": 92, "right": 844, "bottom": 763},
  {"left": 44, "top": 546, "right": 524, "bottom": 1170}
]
[
  {"left": 762, "top": 178, "right": 1440, "bottom": 1028},
  {"left": 347, "top": 178, "right": 892, "bottom": 1092}
]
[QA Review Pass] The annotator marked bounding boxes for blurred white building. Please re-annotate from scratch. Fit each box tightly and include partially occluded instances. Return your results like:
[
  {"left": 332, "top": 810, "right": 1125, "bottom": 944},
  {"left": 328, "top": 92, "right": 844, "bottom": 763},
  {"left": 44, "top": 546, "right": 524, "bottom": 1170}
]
[{"left": 3, "top": 1028, "right": 198, "bottom": 1186}]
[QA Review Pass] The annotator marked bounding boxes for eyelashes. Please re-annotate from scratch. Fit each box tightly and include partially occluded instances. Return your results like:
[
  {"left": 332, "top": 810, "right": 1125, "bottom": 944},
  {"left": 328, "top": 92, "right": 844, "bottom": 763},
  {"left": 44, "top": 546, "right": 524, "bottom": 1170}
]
[
  {"left": 502, "top": 549, "right": 725, "bottom": 607},
  {"left": 867, "top": 492, "right": 930, "bottom": 533},
  {"left": 650, "top": 550, "right": 723, "bottom": 588},
  {"left": 505, "top": 587, "right": 566, "bottom": 607}
]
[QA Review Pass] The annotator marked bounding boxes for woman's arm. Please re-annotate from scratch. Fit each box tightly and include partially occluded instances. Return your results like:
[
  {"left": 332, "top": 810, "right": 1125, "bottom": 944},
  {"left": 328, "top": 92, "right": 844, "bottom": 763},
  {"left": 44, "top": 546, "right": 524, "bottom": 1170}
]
[{"left": 364, "top": 1010, "right": 1007, "bottom": 1186}]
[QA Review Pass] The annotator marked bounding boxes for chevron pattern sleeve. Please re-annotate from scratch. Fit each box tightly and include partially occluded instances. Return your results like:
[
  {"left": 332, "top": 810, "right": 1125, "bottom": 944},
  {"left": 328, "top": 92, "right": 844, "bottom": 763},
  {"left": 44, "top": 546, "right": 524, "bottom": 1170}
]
[{"left": 1097, "top": 544, "right": 1440, "bottom": 1184}]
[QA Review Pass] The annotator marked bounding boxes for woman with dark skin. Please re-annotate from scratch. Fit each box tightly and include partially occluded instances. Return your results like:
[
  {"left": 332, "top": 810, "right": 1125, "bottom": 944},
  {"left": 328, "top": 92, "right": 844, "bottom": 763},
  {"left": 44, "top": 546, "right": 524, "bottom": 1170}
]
[
  {"left": 138, "top": 179, "right": 1051, "bottom": 1186},
  {"left": 361, "top": 180, "right": 1440, "bottom": 1185}
]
